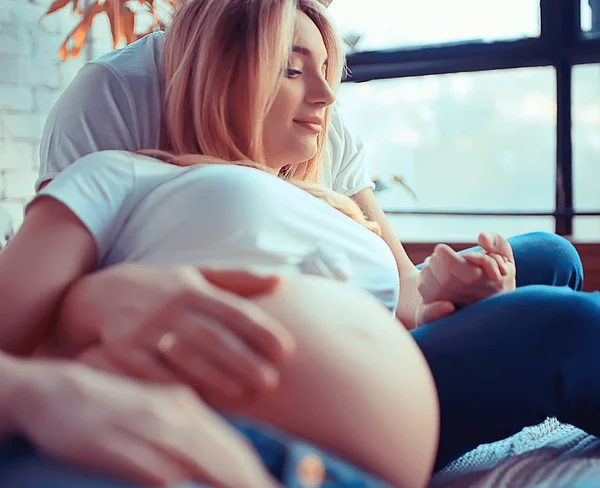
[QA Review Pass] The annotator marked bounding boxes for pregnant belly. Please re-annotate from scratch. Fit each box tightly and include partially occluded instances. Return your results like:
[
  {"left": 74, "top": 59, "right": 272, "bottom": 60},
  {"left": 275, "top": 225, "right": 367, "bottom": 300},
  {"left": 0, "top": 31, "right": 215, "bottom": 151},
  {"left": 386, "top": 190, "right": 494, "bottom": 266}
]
[{"left": 210, "top": 275, "right": 439, "bottom": 488}]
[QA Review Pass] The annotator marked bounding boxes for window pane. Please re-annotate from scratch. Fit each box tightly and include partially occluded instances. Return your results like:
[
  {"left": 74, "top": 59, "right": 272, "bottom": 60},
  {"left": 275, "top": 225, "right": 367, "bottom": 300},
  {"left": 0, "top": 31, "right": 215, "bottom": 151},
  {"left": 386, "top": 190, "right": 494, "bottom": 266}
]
[
  {"left": 337, "top": 67, "right": 556, "bottom": 238},
  {"left": 328, "top": 0, "right": 540, "bottom": 53},
  {"left": 387, "top": 215, "right": 554, "bottom": 243},
  {"left": 574, "top": 217, "right": 600, "bottom": 242},
  {"left": 573, "top": 64, "right": 600, "bottom": 213},
  {"left": 581, "top": 0, "right": 600, "bottom": 36}
]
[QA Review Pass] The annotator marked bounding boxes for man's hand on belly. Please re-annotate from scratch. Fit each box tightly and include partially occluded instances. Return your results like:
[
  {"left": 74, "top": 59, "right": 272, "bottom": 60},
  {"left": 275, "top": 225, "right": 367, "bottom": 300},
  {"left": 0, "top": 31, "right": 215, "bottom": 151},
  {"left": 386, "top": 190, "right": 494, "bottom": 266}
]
[{"left": 57, "top": 263, "right": 296, "bottom": 399}]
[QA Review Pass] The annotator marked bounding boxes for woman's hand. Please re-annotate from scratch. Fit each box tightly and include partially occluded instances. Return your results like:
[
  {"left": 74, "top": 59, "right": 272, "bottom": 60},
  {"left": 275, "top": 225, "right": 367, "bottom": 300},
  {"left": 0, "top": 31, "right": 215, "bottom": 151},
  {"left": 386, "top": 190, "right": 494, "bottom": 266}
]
[
  {"left": 6, "top": 358, "right": 279, "bottom": 488},
  {"left": 43, "top": 263, "right": 295, "bottom": 399},
  {"left": 415, "top": 233, "right": 516, "bottom": 326}
]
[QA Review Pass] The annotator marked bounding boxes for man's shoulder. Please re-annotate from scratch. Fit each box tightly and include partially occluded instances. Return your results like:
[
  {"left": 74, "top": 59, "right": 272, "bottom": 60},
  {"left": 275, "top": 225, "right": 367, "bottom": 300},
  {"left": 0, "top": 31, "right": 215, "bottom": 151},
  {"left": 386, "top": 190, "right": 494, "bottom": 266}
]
[
  {"left": 90, "top": 31, "right": 165, "bottom": 83},
  {"left": 323, "top": 103, "right": 355, "bottom": 171}
]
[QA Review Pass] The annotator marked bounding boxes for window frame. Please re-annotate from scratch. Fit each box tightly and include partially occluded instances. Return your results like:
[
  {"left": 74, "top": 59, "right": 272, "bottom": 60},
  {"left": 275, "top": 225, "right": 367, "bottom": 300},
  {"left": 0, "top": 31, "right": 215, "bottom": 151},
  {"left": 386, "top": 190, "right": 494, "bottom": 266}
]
[{"left": 342, "top": 0, "right": 600, "bottom": 236}]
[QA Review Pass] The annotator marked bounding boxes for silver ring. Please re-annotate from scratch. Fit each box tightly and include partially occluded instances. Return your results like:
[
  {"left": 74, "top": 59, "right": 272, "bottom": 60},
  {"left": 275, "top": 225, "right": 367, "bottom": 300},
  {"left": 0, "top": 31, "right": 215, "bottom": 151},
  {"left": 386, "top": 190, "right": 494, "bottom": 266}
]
[{"left": 157, "top": 332, "right": 177, "bottom": 355}]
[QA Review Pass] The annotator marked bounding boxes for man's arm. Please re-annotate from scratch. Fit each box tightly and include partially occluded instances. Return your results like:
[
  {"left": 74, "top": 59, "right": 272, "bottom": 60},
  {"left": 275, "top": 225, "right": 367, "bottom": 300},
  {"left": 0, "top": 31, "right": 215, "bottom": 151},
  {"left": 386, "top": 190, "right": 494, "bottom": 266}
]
[{"left": 0, "top": 352, "right": 279, "bottom": 487}]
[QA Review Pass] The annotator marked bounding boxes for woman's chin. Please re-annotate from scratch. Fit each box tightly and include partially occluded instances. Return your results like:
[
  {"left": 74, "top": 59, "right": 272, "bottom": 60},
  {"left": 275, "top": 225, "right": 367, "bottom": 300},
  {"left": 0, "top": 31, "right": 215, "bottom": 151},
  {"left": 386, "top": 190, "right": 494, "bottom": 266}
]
[{"left": 288, "top": 143, "right": 319, "bottom": 165}]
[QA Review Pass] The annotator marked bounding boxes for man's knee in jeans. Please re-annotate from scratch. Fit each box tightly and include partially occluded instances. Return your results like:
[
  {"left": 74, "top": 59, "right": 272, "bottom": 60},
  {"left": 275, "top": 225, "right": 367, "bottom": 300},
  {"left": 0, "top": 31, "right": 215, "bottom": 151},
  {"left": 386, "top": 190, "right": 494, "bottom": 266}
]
[
  {"left": 516, "top": 286, "right": 600, "bottom": 344},
  {"left": 509, "top": 232, "right": 584, "bottom": 291}
]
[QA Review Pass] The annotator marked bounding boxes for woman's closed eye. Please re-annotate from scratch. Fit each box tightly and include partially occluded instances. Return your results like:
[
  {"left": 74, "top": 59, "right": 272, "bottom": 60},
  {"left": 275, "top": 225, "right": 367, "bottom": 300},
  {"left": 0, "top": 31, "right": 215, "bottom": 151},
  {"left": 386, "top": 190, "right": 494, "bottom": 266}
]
[{"left": 285, "top": 68, "right": 303, "bottom": 78}]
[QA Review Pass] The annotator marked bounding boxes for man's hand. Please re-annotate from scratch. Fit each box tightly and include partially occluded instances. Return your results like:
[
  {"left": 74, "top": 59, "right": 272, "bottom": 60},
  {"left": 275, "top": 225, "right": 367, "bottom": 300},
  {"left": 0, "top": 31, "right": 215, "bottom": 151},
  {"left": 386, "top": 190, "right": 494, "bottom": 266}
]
[
  {"left": 7, "top": 358, "right": 279, "bottom": 487},
  {"left": 42, "top": 264, "right": 295, "bottom": 399},
  {"left": 463, "top": 232, "right": 516, "bottom": 291},
  {"left": 415, "top": 232, "right": 516, "bottom": 327}
]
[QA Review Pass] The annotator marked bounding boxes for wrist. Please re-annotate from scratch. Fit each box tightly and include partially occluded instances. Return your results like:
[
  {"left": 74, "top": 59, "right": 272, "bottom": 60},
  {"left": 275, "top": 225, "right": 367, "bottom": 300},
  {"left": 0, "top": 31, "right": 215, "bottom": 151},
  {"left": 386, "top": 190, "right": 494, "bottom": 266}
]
[{"left": 396, "top": 270, "right": 421, "bottom": 329}]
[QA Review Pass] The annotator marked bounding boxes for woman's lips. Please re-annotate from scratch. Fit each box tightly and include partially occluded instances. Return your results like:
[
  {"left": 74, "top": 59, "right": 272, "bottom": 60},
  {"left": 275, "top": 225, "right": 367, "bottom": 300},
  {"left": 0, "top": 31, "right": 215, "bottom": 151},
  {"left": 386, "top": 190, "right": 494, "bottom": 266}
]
[{"left": 294, "top": 120, "right": 322, "bottom": 133}]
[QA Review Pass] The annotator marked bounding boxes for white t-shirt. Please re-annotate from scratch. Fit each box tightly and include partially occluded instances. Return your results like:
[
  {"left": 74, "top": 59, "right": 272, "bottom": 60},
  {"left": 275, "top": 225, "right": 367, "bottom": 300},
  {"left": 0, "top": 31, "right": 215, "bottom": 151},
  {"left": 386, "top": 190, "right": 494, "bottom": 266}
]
[
  {"left": 33, "top": 151, "right": 399, "bottom": 311},
  {"left": 38, "top": 32, "right": 374, "bottom": 197}
]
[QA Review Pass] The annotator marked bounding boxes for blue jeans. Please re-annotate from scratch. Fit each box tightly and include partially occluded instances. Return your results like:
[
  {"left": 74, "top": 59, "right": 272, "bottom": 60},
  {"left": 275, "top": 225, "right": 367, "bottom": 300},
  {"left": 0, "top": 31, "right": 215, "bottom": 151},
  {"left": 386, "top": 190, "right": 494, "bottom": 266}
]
[
  {"left": 0, "top": 231, "right": 587, "bottom": 486},
  {"left": 412, "top": 231, "right": 593, "bottom": 471},
  {"left": 0, "top": 418, "right": 391, "bottom": 487}
]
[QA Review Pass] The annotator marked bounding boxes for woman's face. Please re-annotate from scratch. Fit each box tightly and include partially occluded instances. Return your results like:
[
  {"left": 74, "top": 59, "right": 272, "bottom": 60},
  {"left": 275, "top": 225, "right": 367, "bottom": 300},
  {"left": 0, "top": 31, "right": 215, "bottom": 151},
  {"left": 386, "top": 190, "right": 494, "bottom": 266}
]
[{"left": 263, "top": 11, "right": 336, "bottom": 172}]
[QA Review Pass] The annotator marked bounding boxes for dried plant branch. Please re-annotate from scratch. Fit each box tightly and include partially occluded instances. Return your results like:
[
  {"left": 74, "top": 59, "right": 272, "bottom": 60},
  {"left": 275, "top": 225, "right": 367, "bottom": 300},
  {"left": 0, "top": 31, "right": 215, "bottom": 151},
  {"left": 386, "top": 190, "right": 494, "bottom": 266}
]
[{"left": 40, "top": 0, "right": 176, "bottom": 60}]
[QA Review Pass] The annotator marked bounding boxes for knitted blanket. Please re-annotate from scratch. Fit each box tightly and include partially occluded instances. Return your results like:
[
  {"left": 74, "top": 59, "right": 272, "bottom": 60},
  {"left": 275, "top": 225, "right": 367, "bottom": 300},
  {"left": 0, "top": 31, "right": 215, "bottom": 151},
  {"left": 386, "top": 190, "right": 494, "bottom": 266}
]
[{"left": 430, "top": 418, "right": 600, "bottom": 487}]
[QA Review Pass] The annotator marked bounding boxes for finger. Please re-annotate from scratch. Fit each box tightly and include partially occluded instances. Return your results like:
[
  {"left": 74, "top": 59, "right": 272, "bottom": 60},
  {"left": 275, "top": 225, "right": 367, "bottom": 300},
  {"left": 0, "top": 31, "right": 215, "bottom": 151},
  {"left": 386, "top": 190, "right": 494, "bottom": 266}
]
[
  {"left": 117, "top": 312, "right": 273, "bottom": 395},
  {"left": 164, "top": 353, "right": 247, "bottom": 399},
  {"left": 432, "top": 244, "right": 482, "bottom": 284},
  {"left": 59, "top": 432, "right": 192, "bottom": 487},
  {"left": 462, "top": 252, "right": 489, "bottom": 267},
  {"left": 163, "top": 317, "right": 280, "bottom": 394},
  {"left": 417, "top": 266, "right": 443, "bottom": 303},
  {"left": 464, "top": 252, "right": 508, "bottom": 278},
  {"left": 77, "top": 347, "right": 127, "bottom": 376},
  {"left": 416, "top": 301, "right": 455, "bottom": 327},
  {"left": 478, "top": 232, "right": 515, "bottom": 264},
  {"left": 489, "top": 253, "right": 508, "bottom": 277},
  {"left": 105, "top": 342, "right": 182, "bottom": 384},
  {"left": 479, "top": 254, "right": 502, "bottom": 281},
  {"left": 158, "top": 341, "right": 250, "bottom": 399},
  {"left": 184, "top": 287, "right": 295, "bottom": 363},
  {"left": 201, "top": 268, "right": 282, "bottom": 298},
  {"left": 427, "top": 253, "right": 452, "bottom": 290}
]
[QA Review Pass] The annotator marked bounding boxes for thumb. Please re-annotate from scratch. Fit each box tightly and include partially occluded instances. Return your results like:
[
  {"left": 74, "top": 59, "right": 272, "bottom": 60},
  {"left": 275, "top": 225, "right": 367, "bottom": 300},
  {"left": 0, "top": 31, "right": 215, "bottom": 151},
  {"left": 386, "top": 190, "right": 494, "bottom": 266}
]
[
  {"left": 200, "top": 268, "right": 282, "bottom": 297},
  {"left": 416, "top": 301, "right": 455, "bottom": 327},
  {"left": 478, "top": 232, "right": 515, "bottom": 264}
]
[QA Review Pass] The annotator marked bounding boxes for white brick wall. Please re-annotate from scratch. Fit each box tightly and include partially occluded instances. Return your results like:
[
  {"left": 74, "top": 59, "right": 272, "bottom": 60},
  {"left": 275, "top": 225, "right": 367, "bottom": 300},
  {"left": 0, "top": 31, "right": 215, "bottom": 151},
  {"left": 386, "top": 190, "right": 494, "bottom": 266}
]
[{"left": 0, "top": 0, "right": 89, "bottom": 230}]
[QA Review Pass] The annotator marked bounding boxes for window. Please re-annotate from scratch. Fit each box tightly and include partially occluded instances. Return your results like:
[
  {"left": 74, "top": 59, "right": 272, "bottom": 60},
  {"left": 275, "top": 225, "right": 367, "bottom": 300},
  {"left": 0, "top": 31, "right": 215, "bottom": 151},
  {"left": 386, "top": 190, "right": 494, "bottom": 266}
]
[
  {"left": 337, "top": 68, "right": 556, "bottom": 213},
  {"left": 582, "top": 0, "right": 600, "bottom": 37},
  {"left": 330, "top": 1, "right": 600, "bottom": 241},
  {"left": 329, "top": 0, "right": 540, "bottom": 53},
  {"left": 573, "top": 63, "right": 600, "bottom": 213},
  {"left": 386, "top": 215, "right": 554, "bottom": 242},
  {"left": 573, "top": 63, "right": 600, "bottom": 242}
]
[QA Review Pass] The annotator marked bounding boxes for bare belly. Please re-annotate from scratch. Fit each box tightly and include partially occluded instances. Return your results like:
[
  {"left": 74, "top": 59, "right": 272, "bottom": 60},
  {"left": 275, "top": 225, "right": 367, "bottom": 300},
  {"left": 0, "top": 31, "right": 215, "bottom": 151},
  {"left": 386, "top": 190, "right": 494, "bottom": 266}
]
[{"left": 211, "top": 275, "right": 439, "bottom": 488}]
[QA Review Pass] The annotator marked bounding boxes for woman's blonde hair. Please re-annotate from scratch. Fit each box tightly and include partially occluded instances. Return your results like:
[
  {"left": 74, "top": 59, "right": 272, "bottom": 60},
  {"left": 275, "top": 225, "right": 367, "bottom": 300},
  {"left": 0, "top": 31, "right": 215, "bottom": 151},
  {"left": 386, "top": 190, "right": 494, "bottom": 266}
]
[
  {"left": 162, "top": 0, "right": 345, "bottom": 183},
  {"left": 156, "top": 0, "right": 381, "bottom": 235}
]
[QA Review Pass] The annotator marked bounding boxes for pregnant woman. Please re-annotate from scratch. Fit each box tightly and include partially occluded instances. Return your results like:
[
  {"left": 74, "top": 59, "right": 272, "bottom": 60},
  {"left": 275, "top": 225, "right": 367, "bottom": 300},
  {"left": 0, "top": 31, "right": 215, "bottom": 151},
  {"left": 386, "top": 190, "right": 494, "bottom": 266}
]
[{"left": 0, "top": 1, "right": 439, "bottom": 486}]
